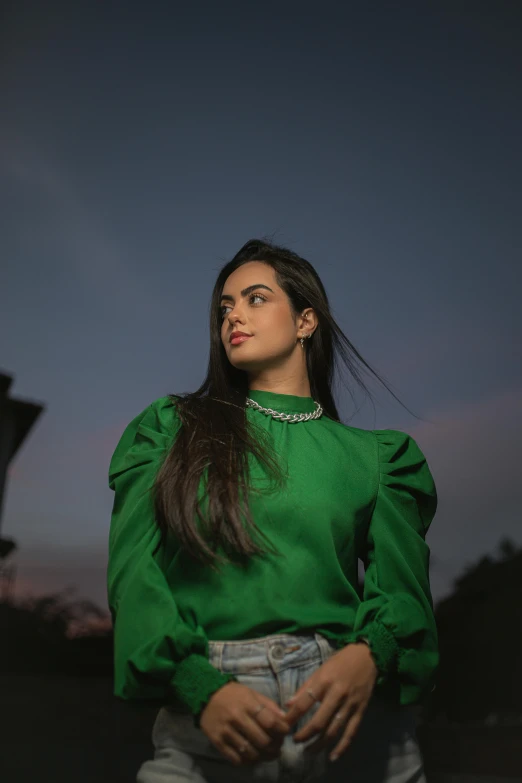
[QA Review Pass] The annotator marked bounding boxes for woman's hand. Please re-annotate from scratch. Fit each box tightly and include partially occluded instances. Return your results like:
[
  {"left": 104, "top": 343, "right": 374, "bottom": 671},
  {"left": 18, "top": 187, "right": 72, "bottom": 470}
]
[
  {"left": 283, "top": 642, "right": 378, "bottom": 762},
  {"left": 199, "top": 681, "right": 290, "bottom": 767}
]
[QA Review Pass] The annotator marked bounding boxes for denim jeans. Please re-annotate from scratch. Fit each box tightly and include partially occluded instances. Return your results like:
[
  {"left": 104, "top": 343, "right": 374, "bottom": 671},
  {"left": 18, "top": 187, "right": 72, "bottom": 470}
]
[{"left": 137, "top": 632, "right": 426, "bottom": 782}]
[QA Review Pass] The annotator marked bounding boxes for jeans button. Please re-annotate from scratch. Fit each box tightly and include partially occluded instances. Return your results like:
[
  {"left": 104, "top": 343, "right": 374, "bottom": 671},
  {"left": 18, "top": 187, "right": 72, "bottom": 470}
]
[{"left": 271, "top": 644, "right": 285, "bottom": 659}]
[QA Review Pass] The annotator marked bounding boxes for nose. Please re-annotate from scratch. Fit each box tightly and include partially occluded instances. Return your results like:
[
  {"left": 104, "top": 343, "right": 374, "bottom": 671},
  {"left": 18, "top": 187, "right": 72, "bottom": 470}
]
[{"left": 227, "top": 305, "right": 245, "bottom": 326}]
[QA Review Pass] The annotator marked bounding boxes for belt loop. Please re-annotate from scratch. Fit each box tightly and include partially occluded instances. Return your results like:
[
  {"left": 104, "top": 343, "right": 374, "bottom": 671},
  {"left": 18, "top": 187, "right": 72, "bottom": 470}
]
[
  {"left": 209, "top": 640, "right": 225, "bottom": 672},
  {"left": 314, "top": 632, "right": 334, "bottom": 663}
]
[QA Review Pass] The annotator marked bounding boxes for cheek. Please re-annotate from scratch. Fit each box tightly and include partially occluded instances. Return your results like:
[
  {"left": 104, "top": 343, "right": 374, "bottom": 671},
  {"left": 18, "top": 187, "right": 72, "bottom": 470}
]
[
  {"left": 268, "top": 308, "right": 294, "bottom": 332},
  {"left": 259, "top": 313, "right": 295, "bottom": 346}
]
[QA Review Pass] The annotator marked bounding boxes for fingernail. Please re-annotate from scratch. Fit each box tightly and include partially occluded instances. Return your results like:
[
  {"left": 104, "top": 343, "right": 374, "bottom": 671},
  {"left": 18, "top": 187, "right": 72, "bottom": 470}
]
[{"left": 330, "top": 753, "right": 338, "bottom": 762}]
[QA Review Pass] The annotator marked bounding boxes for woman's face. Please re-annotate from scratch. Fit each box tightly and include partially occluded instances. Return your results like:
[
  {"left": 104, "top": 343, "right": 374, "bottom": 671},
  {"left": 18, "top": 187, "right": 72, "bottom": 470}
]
[{"left": 220, "top": 261, "right": 304, "bottom": 373}]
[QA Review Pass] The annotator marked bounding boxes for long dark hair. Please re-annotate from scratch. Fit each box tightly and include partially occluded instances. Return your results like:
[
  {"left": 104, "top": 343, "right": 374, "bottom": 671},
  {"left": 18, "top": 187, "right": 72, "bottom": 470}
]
[{"left": 154, "top": 238, "right": 418, "bottom": 572}]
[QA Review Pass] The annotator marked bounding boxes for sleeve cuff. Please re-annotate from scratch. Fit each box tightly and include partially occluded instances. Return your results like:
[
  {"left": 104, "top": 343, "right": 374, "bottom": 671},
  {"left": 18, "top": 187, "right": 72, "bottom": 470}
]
[
  {"left": 353, "top": 621, "right": 400, "bottom": 681},
  {"left": 169, "top": 653, "right": 238, "bottom": 727}
]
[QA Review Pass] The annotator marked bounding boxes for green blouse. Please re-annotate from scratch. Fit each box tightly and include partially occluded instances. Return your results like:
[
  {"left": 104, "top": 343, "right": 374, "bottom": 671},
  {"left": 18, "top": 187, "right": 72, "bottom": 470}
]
[{"left": 107, "top": 390, "right": 438, "bottom": 725}]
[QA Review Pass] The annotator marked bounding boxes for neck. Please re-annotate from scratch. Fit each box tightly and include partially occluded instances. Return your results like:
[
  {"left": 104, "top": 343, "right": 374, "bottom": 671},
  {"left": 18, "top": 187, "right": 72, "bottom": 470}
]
[{"left": 248, "top": 372, "right": 312, "bottom": 398}]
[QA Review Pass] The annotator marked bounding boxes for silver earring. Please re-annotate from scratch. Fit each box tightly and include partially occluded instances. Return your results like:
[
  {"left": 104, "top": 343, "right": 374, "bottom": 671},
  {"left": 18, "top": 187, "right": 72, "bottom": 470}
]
[{"left": 300, "top": 315, "right": 311, "bottom": 347}]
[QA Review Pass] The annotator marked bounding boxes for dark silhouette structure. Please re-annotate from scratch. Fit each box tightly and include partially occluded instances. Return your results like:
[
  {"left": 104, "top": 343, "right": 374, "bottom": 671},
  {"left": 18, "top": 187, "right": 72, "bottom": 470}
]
[{"left": 0, "top": 371, "right": 44, "bottom": 601}]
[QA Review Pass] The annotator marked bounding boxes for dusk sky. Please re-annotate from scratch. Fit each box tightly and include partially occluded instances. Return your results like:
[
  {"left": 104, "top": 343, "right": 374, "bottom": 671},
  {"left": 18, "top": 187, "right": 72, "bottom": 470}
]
[{"left": 2, "top": 2, "right": 521, "bottom": 617}]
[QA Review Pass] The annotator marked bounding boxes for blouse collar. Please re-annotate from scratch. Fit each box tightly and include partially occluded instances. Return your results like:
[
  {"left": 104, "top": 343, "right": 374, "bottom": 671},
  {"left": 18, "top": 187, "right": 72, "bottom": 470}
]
[{"left": 247, "top": 388, "right": 317, "bottom": 414}]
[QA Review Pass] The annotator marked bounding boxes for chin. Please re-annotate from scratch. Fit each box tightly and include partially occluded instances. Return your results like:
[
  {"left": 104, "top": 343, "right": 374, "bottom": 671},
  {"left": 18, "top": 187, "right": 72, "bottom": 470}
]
[
  {"left": 228, "top": 353, "right": 265, "bottom": 372},
  {"left": 230, "top": 359, "right": 258, "bottom": 372}
]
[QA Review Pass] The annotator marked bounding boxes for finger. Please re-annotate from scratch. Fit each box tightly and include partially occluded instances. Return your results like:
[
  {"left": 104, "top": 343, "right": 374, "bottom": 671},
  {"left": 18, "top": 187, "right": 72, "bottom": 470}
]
[
  {"left": 329, "top": 709, "right": 363, "bottom": 762},
  {"left": 293, "top": 691, "right": 345, "bottom": 743},
  {"left": 285, "top": 695, "right": 324, "bottom": 732},
  {"left": 223, "top": 728, "right": 283, "bottom": 768},
  {"left": 218, "top": 737, "right": 245, "bottom": 767},
  {"left": 253, "top": 703, "right": 291, "bottom": 739},
  {"left": 281, "top": 705, "right": 300, "bottom": 730},
  {"left": 237, "top": 704, "right": 290, "bottom": 756},
  {"left": 253, "top": 696, "right": 289, "bottom": 734},
  {"left": 284, "top": 687, "right": 322, "bottom": 728},
  {"left": 284, "top": 682, "right": 320, "bottom": 712},
  {"left": 222, "top": 728, "right": 261, "bottom": 766},
  {"left": 238, "top": 713, "right": 281, "bottom": 754},
  {"left": 304, "top": 703, "right": 355, "bottom": 755},
  {"left": 257, "top": 694, "right": 288, "bottom": 721}
]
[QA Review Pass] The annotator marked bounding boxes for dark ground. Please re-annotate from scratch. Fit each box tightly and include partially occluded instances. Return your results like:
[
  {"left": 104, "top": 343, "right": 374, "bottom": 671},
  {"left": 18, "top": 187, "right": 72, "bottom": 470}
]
[{"left": 0, "top": 673, "right": 520, "bottom": 782}]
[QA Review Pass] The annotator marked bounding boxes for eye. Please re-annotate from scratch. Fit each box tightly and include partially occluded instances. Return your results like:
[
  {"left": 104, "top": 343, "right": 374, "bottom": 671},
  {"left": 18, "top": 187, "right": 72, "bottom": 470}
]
[
  {"left": 249, "top": 293, "right": 267, "bottom": 305},
  {"left": 220, "top": 292, "right": 267, "bottom": 318}
]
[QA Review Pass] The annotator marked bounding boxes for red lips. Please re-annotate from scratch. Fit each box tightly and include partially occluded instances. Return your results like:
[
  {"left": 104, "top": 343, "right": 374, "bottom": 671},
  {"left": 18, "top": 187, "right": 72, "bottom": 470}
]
[{"left": 230, "top": 331, "right": 252, "bottom": 342}]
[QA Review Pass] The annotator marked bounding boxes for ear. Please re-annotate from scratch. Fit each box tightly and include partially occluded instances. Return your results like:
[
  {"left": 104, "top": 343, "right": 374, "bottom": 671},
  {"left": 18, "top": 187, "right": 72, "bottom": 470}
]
[{"left": 298, "top": 308, "right": 318, "bottom": 337}]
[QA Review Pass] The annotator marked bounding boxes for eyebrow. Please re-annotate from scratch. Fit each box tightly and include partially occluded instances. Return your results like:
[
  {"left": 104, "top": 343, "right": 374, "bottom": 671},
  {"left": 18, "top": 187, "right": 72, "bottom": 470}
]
[{"left": 220, "top": 283, "right": 275, "bottom": 303}]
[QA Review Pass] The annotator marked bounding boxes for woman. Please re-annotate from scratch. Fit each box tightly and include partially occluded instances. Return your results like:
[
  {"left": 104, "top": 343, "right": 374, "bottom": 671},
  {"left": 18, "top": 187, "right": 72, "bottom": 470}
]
[{"left": 107, "top": 238, "right": 438, "bottom": 782}]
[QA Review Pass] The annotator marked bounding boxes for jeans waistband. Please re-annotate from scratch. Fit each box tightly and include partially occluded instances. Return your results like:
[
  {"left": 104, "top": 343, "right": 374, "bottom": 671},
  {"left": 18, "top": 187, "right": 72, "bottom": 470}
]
[{"left": 207, "top": 631, "right": 335, "bottom": 674}]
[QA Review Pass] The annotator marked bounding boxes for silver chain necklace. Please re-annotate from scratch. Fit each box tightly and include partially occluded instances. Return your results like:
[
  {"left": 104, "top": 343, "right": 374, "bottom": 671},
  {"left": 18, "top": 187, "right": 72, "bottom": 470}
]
[{"left": 245, "top": 396, "right": 323, "bottom": 423}]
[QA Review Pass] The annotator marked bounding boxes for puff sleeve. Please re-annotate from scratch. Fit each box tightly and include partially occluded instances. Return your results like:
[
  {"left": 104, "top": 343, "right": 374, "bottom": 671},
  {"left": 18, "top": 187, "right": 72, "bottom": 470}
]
[
  {"left": 351, "top": 430, "right": 439, "bottom": 705},
  {"left": 107, "top": 396, "right": 238, "bottom": 721}
]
